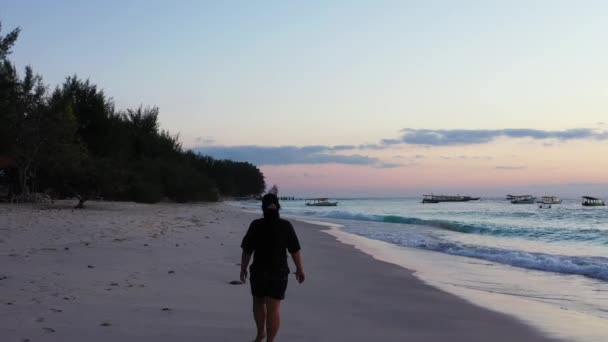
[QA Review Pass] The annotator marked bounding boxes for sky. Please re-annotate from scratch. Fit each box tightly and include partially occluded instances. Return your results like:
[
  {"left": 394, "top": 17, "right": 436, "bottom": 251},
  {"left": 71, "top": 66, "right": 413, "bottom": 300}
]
[{"left": 2, "top": 1, "right": 608, "bottom": 197}]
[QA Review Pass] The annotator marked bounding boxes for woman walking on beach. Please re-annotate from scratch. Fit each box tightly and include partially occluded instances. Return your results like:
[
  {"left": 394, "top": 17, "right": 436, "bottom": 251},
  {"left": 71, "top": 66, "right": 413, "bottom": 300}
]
[{"left": 240, "top": 193, "right": 305, "bottom": 342}]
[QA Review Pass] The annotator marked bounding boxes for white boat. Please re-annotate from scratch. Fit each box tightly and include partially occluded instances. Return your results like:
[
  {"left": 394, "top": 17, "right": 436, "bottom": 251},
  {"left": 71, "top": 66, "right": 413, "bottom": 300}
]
[
  {"left": 305, "top": 198, "right": 338, "bottom": 207},
  {"left": 538, "top": 196, "right": 562, "bottom": 204},
  {"left": 510, "top": 195, "right": 536, "bottom": 204}
]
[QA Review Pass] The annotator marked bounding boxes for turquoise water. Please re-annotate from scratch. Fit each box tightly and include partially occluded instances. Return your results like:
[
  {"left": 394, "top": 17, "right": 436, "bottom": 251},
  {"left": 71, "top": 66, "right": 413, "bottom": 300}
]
[
  {"left": 237, "top": 197, "right": 608, "bottom": 281},
  {"left": 235, "top": 197, "right": 608, "bottom": 337}
]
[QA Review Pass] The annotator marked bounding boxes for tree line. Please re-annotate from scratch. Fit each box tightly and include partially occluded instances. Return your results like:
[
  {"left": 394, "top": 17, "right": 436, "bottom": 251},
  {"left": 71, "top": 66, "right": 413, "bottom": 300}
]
[{"left": 0, "top": 22, "right": 265, "bottom": 207}]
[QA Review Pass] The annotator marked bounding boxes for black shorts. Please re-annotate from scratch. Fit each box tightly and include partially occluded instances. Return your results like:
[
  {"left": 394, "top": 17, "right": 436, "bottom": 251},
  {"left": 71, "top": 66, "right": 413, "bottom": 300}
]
[{"left": 250, "top": 271, "right": 288, "bottom": 300}]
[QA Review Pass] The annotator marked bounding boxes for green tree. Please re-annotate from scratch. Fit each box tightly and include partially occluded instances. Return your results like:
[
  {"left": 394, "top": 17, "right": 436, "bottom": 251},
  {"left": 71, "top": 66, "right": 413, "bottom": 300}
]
[
  {"left": 9, "top": 66, "right": 48, "bottom": 193},
  {"left": 0, "top": 22, "right": 21, "bottom": 154},
  {"left": 1, "top": 20, "right": 267, "bottom": 205},
  {"left": 0, "top": 22, "right": 19, "bottom": 60}
]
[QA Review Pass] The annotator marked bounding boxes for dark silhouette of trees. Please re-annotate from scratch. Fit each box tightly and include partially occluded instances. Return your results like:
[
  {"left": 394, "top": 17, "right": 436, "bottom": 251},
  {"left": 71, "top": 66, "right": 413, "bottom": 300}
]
[{"left": 0, "top": 21, "right": 266, "bottom": 207}]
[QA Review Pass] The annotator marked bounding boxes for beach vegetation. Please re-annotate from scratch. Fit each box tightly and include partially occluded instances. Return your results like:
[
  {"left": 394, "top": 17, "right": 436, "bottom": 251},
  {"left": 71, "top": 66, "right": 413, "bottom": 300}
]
[{"left": 0, "top": 21, "right": 265, "bottom": 207}]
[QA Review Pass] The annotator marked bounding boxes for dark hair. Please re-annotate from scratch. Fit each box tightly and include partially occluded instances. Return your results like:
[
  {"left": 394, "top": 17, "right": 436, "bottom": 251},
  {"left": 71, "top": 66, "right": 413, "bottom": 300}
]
[{"left": 262, "top": 193, "right": 280, "bottom": 219}]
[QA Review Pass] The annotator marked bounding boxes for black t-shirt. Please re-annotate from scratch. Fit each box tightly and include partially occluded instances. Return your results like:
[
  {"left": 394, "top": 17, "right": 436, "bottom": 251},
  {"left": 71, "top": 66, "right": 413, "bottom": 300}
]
[{"left": 241, "top": 217, "right": 301, "bottom": 276}]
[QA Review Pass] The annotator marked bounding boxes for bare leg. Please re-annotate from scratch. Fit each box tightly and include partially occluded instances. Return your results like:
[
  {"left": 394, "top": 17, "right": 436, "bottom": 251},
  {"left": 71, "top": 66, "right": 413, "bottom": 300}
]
[
  {"left": 265, "top": 298, "right": 281, "bottom": 342},
  {"left": 253, "top": 296, "right": 266, "bottom": 341}
]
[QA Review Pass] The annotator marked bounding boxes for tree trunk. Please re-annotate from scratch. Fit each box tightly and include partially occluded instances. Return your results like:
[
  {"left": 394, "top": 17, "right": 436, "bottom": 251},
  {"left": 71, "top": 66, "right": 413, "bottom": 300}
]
[
  {"left": 74, "top": 195, "right": 87, "bottom": 209},
  {"left": 18, "top": 166, "right": 29, "bottom": 194}
]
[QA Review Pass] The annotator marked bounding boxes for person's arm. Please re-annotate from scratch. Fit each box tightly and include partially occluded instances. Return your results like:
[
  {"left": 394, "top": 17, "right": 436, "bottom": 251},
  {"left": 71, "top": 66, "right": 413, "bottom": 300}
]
[
  {"left": 240, "top": 250, "right": 252, "bottom": 283},
  {"left": 291, "top": 250, "right": 305, "bottom": 284},
  {"left": 240, "top": 221, "right": 256, "bottom": 283},
  {"left": 285, "top": 221, "right": 304, "bottom": 283}
]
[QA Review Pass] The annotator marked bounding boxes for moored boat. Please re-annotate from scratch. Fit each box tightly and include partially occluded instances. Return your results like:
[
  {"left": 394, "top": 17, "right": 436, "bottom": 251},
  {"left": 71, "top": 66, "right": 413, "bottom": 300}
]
[
  {"left": 582, "top": 196, "right": 605, "bottom": 207},
  {"left": 421, "top": 194, "right": 480, "bottom": 204},
  {"left": 510, "top": 195, "right": 536, "bottom": 204},
  {"left": 305, "top": 198, "right": 338, "bottom": 206},
  {"left": 538, "top": 196, "right": 562, "bottom": 204}
]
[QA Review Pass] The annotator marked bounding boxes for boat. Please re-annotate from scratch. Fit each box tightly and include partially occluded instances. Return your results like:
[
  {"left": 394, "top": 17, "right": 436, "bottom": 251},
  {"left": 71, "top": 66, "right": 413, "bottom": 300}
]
[
  {"left": 582, "top": 196, "right": 605, "bottom": 207},
  {"left": 510, "top": 195, "right": 536, "bottom": 204},
  {"left": 538, "top": 196, "right": 562, "bottom": 204},
  {"left": 421, "top": 194, "right": 480, "bottom": 204},
  {"left": 305, "top": 198, "right": 338, "bottom": 206}
]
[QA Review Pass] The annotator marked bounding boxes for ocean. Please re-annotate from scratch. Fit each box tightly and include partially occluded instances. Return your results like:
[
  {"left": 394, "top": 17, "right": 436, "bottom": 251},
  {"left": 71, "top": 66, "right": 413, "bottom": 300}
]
[{"left": 233, "top": 197, "right": 608, "bottom": 341}]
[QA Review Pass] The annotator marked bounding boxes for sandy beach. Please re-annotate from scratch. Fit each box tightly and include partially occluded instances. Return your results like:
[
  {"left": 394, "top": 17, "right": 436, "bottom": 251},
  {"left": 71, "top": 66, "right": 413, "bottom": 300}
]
[{"left": 0, "top": 201, "right": 563, "bottom": 342}]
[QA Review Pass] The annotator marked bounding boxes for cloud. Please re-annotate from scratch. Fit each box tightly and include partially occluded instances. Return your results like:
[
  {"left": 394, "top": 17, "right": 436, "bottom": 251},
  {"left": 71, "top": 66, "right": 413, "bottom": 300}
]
[
  {"left": 435, "top": 155, "right": 493, "bottom": 161},
  {"left": 332, "top": 145, "right": 357, "bottom": 151},
  {"left": 193, "top": 145, "right": 402, "bottom": 168},
  {"left": 495, "top": 166, "right": 527, "bottom": 170},
  {"left": 381, "top": 138, "right": 402, "bottom": 145},
  {"left": 376, "top": 162, "right": 407, "bottom": 169},
  {"left": 358, "top": 143, "right": 386, "bottom": 150},
  {"left": 397, "top": 128, "right": 608, "bottom": 146},
  {"left": 292, "top": 127, "right": 608, "bottom": 153},
  {"left": 195, "top": 136, "right": 215, "bottom": 144},
  {"left": 192, "top": 126, "right": 608, "bottom": 167}
]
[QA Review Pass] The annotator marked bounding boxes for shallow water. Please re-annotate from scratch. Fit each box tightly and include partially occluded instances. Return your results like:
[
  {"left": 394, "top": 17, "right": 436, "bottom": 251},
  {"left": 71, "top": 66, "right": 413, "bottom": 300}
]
[
  {"left": 256, "top": 198, "right": 608, "bottom": 280},
  {"left": 234, "top": 197, "right": 608, "bottom": 332}
]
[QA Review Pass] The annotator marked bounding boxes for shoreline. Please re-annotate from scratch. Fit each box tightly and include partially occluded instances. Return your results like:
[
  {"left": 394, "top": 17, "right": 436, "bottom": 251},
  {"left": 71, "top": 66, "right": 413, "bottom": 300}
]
[
  {"left": 308, "top": 219, "right": 607, "bottom": 342},
  {"left": 234, "top": 198, "right": 608, "bottom": 342},
  {"left": 236, "top": 204, "right": 569, "bottom": 341},
  {"left": 2, "top": 201, "right": 564, "bottom": 341}
]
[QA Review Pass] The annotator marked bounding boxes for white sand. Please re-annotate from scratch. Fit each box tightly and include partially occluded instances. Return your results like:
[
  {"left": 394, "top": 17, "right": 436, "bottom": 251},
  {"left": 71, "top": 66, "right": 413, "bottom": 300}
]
[{"left": 0, "top": 201, "right": 562, "bottom": 341}]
